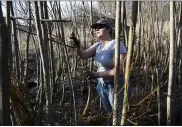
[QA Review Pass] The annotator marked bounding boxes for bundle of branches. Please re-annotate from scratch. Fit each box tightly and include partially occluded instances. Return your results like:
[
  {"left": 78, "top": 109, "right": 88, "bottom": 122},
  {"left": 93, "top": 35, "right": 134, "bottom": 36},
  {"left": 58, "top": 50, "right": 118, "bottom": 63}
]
[{"left": 9, "top": 74, "right": 35, "bottom": 125}]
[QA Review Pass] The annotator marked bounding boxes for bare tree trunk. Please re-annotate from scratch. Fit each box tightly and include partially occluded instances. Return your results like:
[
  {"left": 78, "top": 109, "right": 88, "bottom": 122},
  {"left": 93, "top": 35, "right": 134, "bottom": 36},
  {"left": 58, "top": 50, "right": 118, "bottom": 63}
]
[
  {"left": 179, "top": 2, "right": 182, "bottom": 125},
  {"left": 41, "top": 2, "right": 53, "bottom": 125},
  {"left": 57, "top": 2, "right": 77, "bottom": 124},
  {"left": 154, "top": 3, "right": 162, "bottom": 125},
  {"left": 0, "top": 2, "right": 12, "bottom": 124},
  {"left": 47, "top": 17, "right": 56, "bottom": 94},
  {"left": 121, "top": 1, "right": 126, "bottom": 46},
  {"left": 0, "top": 24, "right": 12, "bottom": 126},
  {"left": 90, "top": 1, "right": 94, "bottom": 71},
  {"left": 82, "top": 79, "right": 91, "bottom": 116},
  {"left": 0, "top": 2, "right": 3, "bottom": 23},
  {"left": 23, "top": 1, "right": 32, "bottom": 88},
  {"left": 11, "top": 3, "right": 21, "bottom": 82},
  {"left": 113, "top": 1, "right": 121, "bottom": 126},
  {"left": 121, "top": 1, "right": 138, "bottom": 125},
  {"left": 136, "top": 2, "right": 141, "bottom": 125},
  {"left": 82, "top": 1, "right": 94, "bottom": 117},
  {"left": 33, "top": 1, "right": 52, "bottom": 125},
  {"left": 6, "top": 1, "right": 13, "bottom": 74},
  {"left": 167, "top": 1, "right": 175, "bottom": 125}
]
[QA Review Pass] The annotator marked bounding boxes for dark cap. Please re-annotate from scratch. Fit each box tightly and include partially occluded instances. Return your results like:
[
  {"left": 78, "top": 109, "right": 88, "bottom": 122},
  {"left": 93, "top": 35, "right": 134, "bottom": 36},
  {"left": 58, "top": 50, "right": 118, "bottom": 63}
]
[{"left": 91, "top": 19, "right": 113, "bottom": 29}]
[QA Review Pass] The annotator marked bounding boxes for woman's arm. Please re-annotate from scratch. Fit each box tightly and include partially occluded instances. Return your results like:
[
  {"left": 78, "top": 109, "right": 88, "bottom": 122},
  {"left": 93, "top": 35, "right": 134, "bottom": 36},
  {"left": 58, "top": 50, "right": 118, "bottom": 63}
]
[
  {"left": 76, "top": 45, "right": 96, "bottom": 59},
  {"left": 70, "top": 32, "right": 97, "bottom": 59}
]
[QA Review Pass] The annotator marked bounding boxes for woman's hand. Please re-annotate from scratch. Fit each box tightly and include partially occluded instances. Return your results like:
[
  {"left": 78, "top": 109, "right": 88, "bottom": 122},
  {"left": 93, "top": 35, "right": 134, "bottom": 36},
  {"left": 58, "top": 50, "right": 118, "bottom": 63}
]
[
  {"left": 86, "top": 71, "right": 99, "bottom": 78},
  {"left": 70, "top": 32, "right": 81, "bottom": 49}
]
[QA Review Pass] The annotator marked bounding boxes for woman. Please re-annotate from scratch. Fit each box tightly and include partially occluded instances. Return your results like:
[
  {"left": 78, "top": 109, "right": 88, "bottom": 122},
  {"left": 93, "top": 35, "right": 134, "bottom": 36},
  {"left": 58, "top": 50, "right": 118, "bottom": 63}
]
[{"left": 70, "top": 19, "right": 127, "bottom": 123}]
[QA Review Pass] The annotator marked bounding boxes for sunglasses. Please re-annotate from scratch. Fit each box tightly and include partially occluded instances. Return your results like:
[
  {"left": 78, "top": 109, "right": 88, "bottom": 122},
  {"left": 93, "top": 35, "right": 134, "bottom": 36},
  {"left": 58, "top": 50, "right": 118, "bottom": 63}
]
[{"left": 94, "top": 25, "right": 108, "bottom": 31}]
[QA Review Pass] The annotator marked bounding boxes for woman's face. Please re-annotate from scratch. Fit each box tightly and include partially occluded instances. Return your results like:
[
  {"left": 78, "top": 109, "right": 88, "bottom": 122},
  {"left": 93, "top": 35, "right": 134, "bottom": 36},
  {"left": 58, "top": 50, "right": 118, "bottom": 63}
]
[{"left": 94, "top": 25, "right": 111, "bottom": 39}]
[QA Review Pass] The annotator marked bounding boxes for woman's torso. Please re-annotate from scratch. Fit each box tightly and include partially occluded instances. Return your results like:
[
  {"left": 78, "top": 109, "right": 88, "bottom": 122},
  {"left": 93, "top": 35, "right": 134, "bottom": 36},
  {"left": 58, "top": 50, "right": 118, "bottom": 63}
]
[{"left": 94, "top": 39, "right": 126, "bottom": 83}]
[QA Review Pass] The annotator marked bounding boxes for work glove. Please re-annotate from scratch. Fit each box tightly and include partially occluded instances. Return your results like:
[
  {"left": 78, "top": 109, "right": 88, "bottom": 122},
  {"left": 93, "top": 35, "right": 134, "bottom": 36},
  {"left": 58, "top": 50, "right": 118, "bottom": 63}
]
[
  {"left": 70, "top": 32, "right": 81, "bottom": 49},
  {"left": 86, "top": 71, "right": 98, "bottom": 79}
]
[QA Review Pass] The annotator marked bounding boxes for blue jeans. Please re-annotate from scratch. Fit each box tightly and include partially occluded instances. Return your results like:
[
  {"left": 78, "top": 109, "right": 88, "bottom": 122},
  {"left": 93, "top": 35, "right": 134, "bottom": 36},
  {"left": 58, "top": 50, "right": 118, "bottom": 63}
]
[{"left": 96, "top": 76, "right": 124, "bottom": 124}]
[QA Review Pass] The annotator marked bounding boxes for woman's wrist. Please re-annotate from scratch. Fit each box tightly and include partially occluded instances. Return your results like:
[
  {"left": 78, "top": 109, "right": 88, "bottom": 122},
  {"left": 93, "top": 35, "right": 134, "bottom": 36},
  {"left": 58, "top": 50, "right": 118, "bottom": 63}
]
[
  {"left": 96, "top": 69, "right": 115, "bottom": 77},
  {"left": 76, "top": 44, "right": 81, "bottom": 49},
  {"left": 95, "top": 72, "right": 100, "bottom": 78},
  {"left": 77, "top": 46, "right": 81, "bottom": 50}
]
